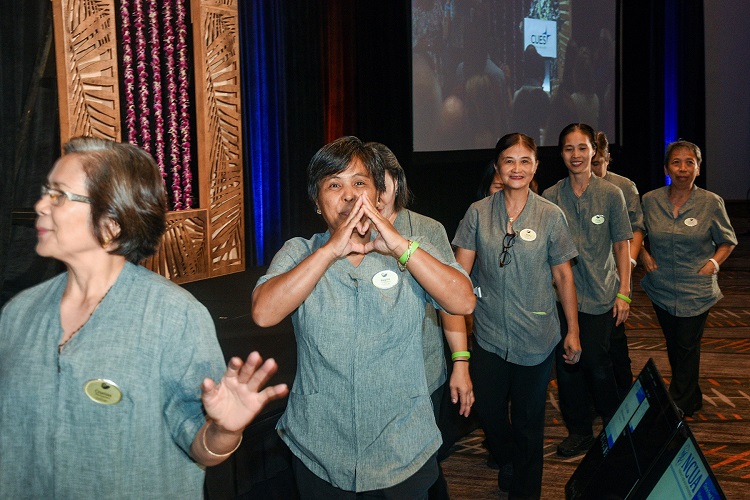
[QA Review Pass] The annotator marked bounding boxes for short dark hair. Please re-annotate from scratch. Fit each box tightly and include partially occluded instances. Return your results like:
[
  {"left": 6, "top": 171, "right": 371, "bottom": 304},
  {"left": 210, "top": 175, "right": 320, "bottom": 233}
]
[
  {"left": 307, "top": 136, "right": 385, "bottom": 203},
  {"left": 494, "top": 132, "right": 538, "bottom": 164},
  {"left": 594, "top": 131, "right": 611, "bottom": 162},
  {"left": 664, "top": 140, "right": 702, "bottom": 166},
  {"left": 477, "top": 160, "right": 499, "bottom": 200},
  {"left": 366, "top": 142, "right": 413, "bottom": 211},
  {"left": 558, "top": 123, "right": 597, "bottom": 151},
  {"left": 523, "top": 45, "right": 545, "bottom": 82},
  {"left": 63, "top": 137, "right": 167, "bottom": 263}
]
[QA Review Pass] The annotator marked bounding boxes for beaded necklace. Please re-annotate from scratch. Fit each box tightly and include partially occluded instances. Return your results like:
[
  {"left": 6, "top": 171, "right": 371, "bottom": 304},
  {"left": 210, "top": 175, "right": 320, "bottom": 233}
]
[{"left": 58, "top": 285, "right": 113, "bottom": 353}]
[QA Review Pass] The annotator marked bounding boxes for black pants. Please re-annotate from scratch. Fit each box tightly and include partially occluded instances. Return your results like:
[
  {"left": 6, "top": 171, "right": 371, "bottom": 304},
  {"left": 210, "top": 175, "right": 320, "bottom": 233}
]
[
  {"left": 428, "top": 385, "right": 449, "bottom": 500},
  {"left": 556, "top": 305, "right": 620, "bottom": 435},
  {"left": 609, "top": 320, "right": 634, "bottom": 396},
  {"left": 292, "top": 454, "right": 438, "bottom": 500},
  {"left": 471, "top": 342, "right": 554, "bottom": 499},
  {"left": 653, "top": 303, "right": 710, "bottom": 414}
]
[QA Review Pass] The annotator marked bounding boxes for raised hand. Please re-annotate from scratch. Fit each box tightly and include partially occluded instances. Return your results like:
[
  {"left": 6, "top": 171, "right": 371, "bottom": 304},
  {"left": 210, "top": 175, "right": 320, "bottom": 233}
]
[{"left": 200, "top": 351, "right": 289, "bottom": 433}]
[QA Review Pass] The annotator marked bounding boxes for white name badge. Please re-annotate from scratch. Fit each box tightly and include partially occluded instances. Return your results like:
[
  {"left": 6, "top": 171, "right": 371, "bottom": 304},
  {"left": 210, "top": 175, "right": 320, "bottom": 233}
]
[
  {"left": 84, "top": 379, "right": 123, "bottom": 405},
  {"left": 684, "top": 217, "right": 698, "bottom": 227},
  {"left": 372, "top": 270, "right": 399, "bottom": 289},
  {"left": 591, "top": 214, "right": 605, "bottom": 225},
  {"left": 519, "top": 228, "right": 537, "bottom": 241}
]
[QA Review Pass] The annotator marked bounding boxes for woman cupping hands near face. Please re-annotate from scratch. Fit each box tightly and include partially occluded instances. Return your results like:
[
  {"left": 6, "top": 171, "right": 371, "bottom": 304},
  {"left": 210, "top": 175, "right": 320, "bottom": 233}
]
[{"left": 252, "top": 136, "right": 474, "bottom": 498}]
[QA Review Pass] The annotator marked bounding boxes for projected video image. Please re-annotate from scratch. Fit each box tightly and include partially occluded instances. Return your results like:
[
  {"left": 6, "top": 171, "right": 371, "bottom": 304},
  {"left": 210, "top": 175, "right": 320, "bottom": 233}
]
[{"left": 412, "top": 0, "right": 616, "bottom": 151}]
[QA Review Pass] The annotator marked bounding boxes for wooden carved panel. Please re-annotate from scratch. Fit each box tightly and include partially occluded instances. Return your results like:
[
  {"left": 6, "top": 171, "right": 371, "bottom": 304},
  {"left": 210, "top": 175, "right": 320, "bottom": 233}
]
[
  {"left": 52, "top": 0, "right": 245, "bottom": 284},
  {"left": 191, "top": 0, "right": 245, "bottom": 276},
  {"left": 52, "top": 0, "right": 121, "bottom": 140},
  {"left": 142, "top": 209, "right": 209, "bottom": 283}
]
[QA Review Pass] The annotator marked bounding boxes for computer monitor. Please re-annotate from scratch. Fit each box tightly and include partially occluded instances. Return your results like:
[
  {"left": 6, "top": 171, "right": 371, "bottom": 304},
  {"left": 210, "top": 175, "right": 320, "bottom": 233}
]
[{"left": 565, "top": 358, "right": 726, "bottom": 499}]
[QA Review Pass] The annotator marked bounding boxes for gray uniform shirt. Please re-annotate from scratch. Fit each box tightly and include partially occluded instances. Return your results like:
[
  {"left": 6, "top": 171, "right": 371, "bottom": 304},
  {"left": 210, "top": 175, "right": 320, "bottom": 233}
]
[
  {"left": 0, "top": 262, "right": 226, "bottom": 499},
  {"left": 604, "top": 171, "right": 645, "bottom": 232},
  {"left": 256, "top": 231, "right": 467, "bottom": 491},
  {"left": 453, "top": 191, "right": 578, "bottom": 365},
  {"left": 640, "top": 185, "right": 737, "bottom": 316},
  {"left": 543, "top": 175, "right": 633, "bottom": 314},
  {"left": 393, "top": 209, "right": 454, "bottom": 394}
]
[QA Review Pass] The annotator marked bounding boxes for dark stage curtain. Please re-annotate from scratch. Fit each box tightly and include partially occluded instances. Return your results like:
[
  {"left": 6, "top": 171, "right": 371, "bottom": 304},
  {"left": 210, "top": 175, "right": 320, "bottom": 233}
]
[
  {"left": 0, "top": 0, "right": 63, "bottom": 306},
  {"left": 619, "top": 0, "right": 705, "bottom": 192},
  {"left": 240, "top": 0, "right": 286, "bottom": 266},
  {"left": 322, "top": 0, "right": 356, "bottom": 142}
]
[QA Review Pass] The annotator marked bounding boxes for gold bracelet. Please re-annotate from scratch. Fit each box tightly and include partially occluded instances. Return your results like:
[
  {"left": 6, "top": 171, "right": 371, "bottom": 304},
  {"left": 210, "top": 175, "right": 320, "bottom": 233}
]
[{"left": 202, "top": 424, "right": 243, "bottom": 458}]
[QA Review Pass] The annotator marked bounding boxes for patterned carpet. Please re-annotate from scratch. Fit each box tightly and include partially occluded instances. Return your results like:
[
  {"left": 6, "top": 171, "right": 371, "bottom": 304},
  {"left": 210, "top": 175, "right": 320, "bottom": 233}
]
[{"left": 442, "top": 223, "right": 750, "bottom": 499}]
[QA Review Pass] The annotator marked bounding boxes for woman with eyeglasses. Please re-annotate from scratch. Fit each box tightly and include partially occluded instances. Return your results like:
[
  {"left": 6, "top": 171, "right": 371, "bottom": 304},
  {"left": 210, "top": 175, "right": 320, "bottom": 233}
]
[
  {"left": 0, "top": 137, "right": 288, "bottom": 498},
  {"left": 453, "top": 133, "right": 580, "bottom": 498},
  {"left": 542, "top": 123, "right": 632, "bottom": 459}
]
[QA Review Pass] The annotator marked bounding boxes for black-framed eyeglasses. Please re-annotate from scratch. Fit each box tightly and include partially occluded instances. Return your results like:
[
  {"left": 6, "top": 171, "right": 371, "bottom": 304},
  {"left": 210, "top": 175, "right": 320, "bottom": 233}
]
[
  {"left": 41, "top": 184, "right": 93, "bottom": 207},
  {"left": 499, "top": 231, "right": 516, "bottom": 268}
]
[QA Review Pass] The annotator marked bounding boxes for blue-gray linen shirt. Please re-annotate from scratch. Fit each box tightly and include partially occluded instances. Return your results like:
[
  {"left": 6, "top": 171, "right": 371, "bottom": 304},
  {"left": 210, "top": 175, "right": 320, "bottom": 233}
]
[
  {"left": 0, "top": 262, "right": 226, "bottom": 499},
  {"left": 256, "top": 231, "right": 468, "bottom": 491},
  {"left": 453, "top": 191, "right": 578, "bottom": 365},
  {"left": 640, "top": 185, "right": 737, "bottom": 316}
]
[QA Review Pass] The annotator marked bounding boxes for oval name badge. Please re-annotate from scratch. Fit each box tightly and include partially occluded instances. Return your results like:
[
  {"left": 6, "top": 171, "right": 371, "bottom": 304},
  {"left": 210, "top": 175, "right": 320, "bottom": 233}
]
[
  {"left": 84, "top": 379, "right": 123, "bottom": 405},
  {"left": 591, "top": 214, "right": 606, "bottom": 225},
  {"left": 372, "top": 269, "right": 399, "bottom": 290},
  {"left": 684, "top": 217, "right": 698, "bottom": 227},
  {"left": 519, "top": 228, "right": 537, "bottom": 242}
]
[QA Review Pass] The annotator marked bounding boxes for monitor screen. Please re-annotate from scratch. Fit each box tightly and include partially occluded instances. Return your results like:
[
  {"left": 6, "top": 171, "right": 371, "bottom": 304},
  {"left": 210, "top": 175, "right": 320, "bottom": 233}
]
[
  {"left": 643, "top": 432, "right": 725, "bottom": 500},
  {"left": 411, "top": 0, "right": 617, "bottom": 152},
  {"left": 565, "top": 359, "right": 684, "bottom": 499}
]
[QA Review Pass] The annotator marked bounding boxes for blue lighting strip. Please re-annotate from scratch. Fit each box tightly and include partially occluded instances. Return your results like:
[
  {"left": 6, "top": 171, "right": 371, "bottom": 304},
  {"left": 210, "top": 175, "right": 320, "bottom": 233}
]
[
  {"left": 240, "top": 1, "right": 285, "bottom": 264},
  {"left": 663, "top": 0, "right": 678, "bottom": 185}
]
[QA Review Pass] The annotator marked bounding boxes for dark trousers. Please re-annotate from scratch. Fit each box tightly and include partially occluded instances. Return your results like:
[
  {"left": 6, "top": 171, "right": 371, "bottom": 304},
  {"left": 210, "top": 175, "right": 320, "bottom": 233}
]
[
  {"left": 609, "top": 320, "right": 634, "bottom": 396},
  {"left": 653, "top": 303, "right": 710, "bottom": 414},
  {"left": 428, "top": 385, "right": 449, "bottom": 500},
  {"left": 556, "top": 305, "right": 620, "bottom": 435},
  {"left": 292, "top": 454, "right": 438, "bottom": 500},
  {"left": 471, "top": 342, "right": 554, "bottom": 499}
]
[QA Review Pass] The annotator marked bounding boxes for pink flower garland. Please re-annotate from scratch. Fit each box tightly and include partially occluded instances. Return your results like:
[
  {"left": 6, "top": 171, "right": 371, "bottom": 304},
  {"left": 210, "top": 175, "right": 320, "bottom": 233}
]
[
  {"left": 120, "top": 0, "right": 137, "bottom": 144},
  {"left": 163, "top": 0, "right": 183, "bottom": 210},
  {"left": 118, "top": 0, "right": 194, "bottom": 211},
  {"left": 176, "top": 0, "right": 192, "bottom": 209},
  {"left": 133, "top": 0, "right": 151, "bottom": 151},
  {"left": 148, "top": 0, "right": 166, "bottom": 185}
]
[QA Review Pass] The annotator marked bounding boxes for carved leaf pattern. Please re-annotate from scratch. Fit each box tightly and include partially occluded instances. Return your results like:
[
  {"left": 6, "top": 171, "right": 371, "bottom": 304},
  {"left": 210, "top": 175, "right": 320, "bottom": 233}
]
[
  {"left": 54, "top": 0, "right": 245, "bottom": 283},
  {"left": 202, "top": 5, "right": 244, "bottom": 272},
  {"left": 143, "top": 210, "right": 209, "bottom": 283},
  {"left": 63, "top": 0, "right": 120, "bottom": 139}
]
